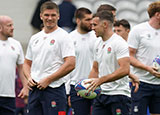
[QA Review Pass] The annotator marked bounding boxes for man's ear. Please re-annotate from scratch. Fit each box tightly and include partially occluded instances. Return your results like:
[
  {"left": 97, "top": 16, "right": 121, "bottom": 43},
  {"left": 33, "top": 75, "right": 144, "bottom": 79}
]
[
  {"left": 127, "top": 29, "right": 130, "bottom": 33},
  {"left": 76, "top": 18, "right": 80, "bottom": 25},
  {"left": 103, "top": 21, "right": 108, "bottom": 29},
  {"left": 0, "top": 25, "right": 2, "bottom": 32},
  {"left": 57, "top": 14, "right": 60, "bottom": 20},
  {"left": 155, "top": 12, "right": 160, "bottom": 20},
  {"left": 40, "top": 13, "right": 43, "bottom": 20}
]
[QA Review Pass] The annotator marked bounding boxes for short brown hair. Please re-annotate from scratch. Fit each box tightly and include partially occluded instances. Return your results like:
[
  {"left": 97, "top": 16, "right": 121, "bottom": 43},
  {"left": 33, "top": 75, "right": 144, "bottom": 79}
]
[
  {"left": 147, "top": 1, "right": 160, "bottom": 18},
  {"left": 75, "top": 7, "right": 92, "bottom": 19},
  {"left": 114, "top": 19, "right": 130, "bottom": 30},
  {"left": 40, "top": 1, "right": 59, "bottom": 14},
  {"left": 94, "top": 10, "right": 114, "bottom": 24},
  {"left": 97, "top": 4, "right": 116, "bottom": 13}
]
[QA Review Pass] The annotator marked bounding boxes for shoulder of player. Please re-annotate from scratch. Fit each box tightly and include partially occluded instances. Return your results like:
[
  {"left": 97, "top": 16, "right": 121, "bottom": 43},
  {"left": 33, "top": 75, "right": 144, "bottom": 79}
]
[
  {"left": 131, "top": 22, "right": 148, "bottom": 32},
  {"left": 8, "top": 37, "right": 21, "bottom": 45}
]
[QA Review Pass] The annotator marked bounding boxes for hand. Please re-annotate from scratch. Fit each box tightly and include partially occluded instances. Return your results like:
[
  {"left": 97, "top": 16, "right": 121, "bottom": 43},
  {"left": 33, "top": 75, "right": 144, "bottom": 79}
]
[
  {"left": 37, "top": 77, "right": 51, "bottom": 90},
  {"left": 18, "top": 86, "right": 29, "bottom": 99},
  {"left": 27, "top": 77, "right": 37, "bottom": 90},
  {"left": 148, "top": 66, "right": 160, "bottom": 78},
  {"left": 129, "top": 74, "right": 140, "bottom": 93},
  {"left": 85, "top": 78, "right": 101, "bottom": 93},
  {"left": 67, "top": 96, "right": 71, "bottom": 107}
]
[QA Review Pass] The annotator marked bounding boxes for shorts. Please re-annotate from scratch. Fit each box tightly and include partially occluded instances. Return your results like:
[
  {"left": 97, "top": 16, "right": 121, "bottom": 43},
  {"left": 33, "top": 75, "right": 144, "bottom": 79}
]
[
  {"left": 92, "top": 94, "right": 131, "bottom": 115},
  {"left": 0, "top": 97, "right": 15, "bottom": 115},
  {"left": 27, "top": 84, "right": 67, "bottom": 115},
  {"left": 131, "top": 81, "right": 160, "bottom": 114},
  {"left": 70, "top": 85, "right": 93, "bottom": 115}
]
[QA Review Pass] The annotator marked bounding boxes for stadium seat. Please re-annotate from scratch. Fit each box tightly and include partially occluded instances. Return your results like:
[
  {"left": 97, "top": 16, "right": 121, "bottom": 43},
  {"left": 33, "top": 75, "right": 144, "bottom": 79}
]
[
  {"left": 137, "top": 0, "right": 152, "bottom": 13},
  {"left": 51, "top": 0, "right": 62, "bottom": 5},
  {"left": 93, "top": 0, "right": 114, "bottom": 13},
  {"left": 139, "top": 11, "right": 149, "bottom": 23},
  {"left": 115, "top": 0, "right": 136, "bottom": 11},
  {"left": 73, "top": 0, "right": 92, "bottom": 11},
  {"left": 117, "top": 10, "right": 138, "bottom": 22}
]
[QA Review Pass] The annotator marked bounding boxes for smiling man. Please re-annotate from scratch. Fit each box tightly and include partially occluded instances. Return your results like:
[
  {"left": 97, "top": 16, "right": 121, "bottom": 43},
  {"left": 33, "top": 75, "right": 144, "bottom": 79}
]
[
  {"left": 88, "top": 10, "right": 131, "bottom": 115},
  {"left": 23, "top": 1, "right": 75, "bottom": 115}
]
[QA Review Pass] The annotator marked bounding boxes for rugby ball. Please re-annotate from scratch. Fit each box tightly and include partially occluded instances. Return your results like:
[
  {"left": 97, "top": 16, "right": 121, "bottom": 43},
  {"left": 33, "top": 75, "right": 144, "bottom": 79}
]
[
  {"left": 153, "top": 56, "right": 160, "bottom": 72},
  {"left": 75, "top": 79, "right": 101, "bottom": 99}
]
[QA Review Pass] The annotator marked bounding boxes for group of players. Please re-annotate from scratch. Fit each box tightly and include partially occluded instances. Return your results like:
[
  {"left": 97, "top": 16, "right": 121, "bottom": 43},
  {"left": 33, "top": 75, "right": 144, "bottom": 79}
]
[{"left": 0, "top": 1, "right": 160, "bottom": 115}]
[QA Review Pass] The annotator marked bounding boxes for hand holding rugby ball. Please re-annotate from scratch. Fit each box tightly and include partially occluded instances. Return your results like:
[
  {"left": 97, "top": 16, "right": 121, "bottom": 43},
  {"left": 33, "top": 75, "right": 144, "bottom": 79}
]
[
  {"left": 74, "top": 79, "right": 101, "bottom": 99},
  {"left": 153, "top": 56, "right": 160, "bottom": 72}
]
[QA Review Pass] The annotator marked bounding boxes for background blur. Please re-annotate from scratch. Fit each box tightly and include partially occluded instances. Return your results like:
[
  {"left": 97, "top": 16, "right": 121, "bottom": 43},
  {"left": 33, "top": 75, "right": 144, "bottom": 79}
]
[{"left": 0, "top": 0, "right": 158, "bottom": 53}]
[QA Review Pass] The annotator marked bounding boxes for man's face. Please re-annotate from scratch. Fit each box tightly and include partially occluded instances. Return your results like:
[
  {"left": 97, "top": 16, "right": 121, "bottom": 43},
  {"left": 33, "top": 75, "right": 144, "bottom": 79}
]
[
  {"left": 0, "top": 18, "right": 14, "bottom": 38},
  {"left": 40, "top": 9, "right": 59, "bottom": 30},
  {"left": 79, "top": 14, "right": 93, "bottom": 32},
  {"left": 92, "top": 17, "right": 104, "bottom": 37},
  {"left": 114, "top": 25, "right": 129, "bottom": 41}
]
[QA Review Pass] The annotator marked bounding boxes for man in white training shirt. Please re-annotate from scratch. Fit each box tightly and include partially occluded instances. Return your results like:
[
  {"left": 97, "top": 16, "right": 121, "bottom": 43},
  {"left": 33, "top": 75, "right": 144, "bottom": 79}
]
[
  {"left": 0, "top": 15, "right": 28, "bottom": 115},
  {"left": 23, "top": 1, "right": 75, "bottom": 115},
  {"left": 128, "top": 1, "right": 160, "bottom": 115},
  {"left": 69, "top": 7, "right": 98, "bottom": 115},
  {"left": 88, "top": 10, "right": 131, "bottom": 115}
]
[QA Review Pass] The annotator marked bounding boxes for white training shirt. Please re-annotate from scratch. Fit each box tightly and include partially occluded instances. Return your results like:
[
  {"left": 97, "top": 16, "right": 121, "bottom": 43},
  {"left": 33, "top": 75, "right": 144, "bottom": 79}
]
[
  {"left": 94, "top": 33, "right": 130, "bottom": 97},
  {"left": 128, "top": 22, "right": 160, "bottom": 84},
  {"left": 69, "top": 30, "right": 99, "bottom": 85},
  {"left": 25, "top": 27, "right": 75, "bottom": 88},
  {"left": 0, "top": 38, "right": 24, "bottom": 97}
]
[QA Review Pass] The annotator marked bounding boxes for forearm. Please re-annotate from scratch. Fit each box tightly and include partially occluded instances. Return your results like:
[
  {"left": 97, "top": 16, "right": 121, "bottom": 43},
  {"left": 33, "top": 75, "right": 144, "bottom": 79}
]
[
  {"left": 89, "top": 61, "right": 99, "bottom": 79},
  {"left": 100, "top": 66, "right": 129, "bottom": 84},
  {"left": 130, "top": 56, "right": 150, "bottom": 71},
  {"left": 88, "top": 69, "right": 98, "bottom": 78},
  {"left": 23, "top": 60, "right": 32, "bottom": 80},
  {"left": 47, "top": 56, "right": 75, "bottom": 83},
  {"left": 17, "top": 64, "right": 28, "bottom": 87}
]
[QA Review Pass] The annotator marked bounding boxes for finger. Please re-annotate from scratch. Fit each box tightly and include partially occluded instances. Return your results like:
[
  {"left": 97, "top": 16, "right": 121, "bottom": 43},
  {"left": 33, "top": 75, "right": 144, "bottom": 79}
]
[
  {"left": 134, "top": 83, "right": 139, "bottom": 93},
  {"left": 84, "top": 80, "right": 92, "bottom": 84},
  {"left": 28, "top": 81, "right": 36, "bottom": 87},
  {"left": 132, "top": 82, "right": 135, "bottom": 87},
  {"left": 86, "top": 82, "right": 93, "bottom": 90},
  {"left": 28, "top": 86, "right": 32, "bottom": 90},
  {"left": 37, "top": 85, "right": 44, "bottom": 90},
  {"left": 18, "top": 92, "right": 23, "bottom": 98},
  {"left": 88, "top": 84, "right": 96, "bottom": 93}
]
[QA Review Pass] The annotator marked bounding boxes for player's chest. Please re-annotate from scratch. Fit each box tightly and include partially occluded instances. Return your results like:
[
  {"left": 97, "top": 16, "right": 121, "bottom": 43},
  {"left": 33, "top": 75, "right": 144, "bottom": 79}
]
[
  {"left": 31, "top": 37, "right": 58, "bottom": 54},
  {"left": 73, "top": 38, "right": 93, "bottom": 54},
  {"left": 0, "top": 43, "right": 18, "bottom": 61},
  {"left": 140, "top": 31, "right": 160, "bottom": 49}
]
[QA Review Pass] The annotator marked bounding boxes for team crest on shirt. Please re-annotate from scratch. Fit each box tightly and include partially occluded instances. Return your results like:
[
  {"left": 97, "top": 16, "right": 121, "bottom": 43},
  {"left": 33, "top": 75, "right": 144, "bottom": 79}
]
[
  {"left": 107, "top": 47, "right": 111, "bottom": 53},
  {"left": 116, "top": 108, "right": 121, "bottom": 114},
  {"left": 51, "top": 101, "right": 56, "bottom": 108},
  {"left": 50, "top": 39, "right": 55, "bottom": 45},
  {"left": 11, "top": 46, "right": 15, "bottom": 51}
]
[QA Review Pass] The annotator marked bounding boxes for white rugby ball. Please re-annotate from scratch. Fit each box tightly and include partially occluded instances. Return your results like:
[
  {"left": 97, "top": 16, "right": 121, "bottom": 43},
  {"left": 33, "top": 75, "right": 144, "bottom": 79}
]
[
  {"left": 75, "top": 79, "right": 101, "bottom": 99},
  {"left": 153, "top": 56, "right": 160, "bottom": 72}
]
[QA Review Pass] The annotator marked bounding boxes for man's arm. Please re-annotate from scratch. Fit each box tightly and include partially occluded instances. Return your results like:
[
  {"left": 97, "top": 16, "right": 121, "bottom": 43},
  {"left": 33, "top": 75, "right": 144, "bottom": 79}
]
[
  {"left": 129, "top": 73, "right": 139, "bottom": 93},
  {"left": 17, "top": 64, "right": 29, "bottom": 98},
  {"left": 129, "top": 47, "right": 160, "bottom": 77},
  {"left": 37, "top": 56, "right": 75, "bottom": 90},
  {"left": 87, "top": 57, "right": 130, "bottom": 92},
  {"left": 88, "top": 61, "right": 99, "bottom": 79},
  {"left": 100, "top": 57, "right": 130, "bottom": 83},
  {"left": 23, "top": 59, "right": 37, "bottom": 89}
]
